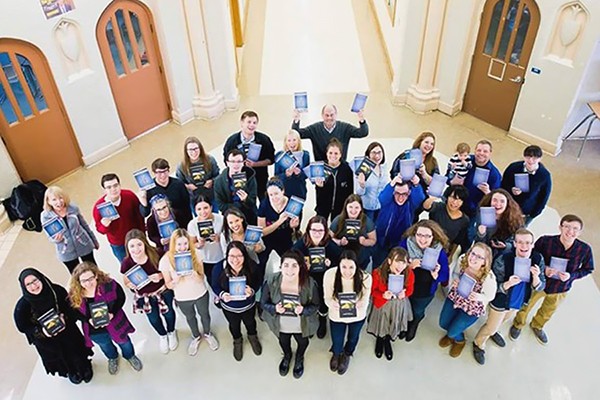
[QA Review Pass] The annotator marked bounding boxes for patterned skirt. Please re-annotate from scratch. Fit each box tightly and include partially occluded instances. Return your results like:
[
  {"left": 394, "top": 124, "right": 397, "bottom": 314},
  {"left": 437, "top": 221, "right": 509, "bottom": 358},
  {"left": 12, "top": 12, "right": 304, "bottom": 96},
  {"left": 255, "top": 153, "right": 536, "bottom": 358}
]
[{"left": 367, "top": 298, "right": 413, "bottom": 338}]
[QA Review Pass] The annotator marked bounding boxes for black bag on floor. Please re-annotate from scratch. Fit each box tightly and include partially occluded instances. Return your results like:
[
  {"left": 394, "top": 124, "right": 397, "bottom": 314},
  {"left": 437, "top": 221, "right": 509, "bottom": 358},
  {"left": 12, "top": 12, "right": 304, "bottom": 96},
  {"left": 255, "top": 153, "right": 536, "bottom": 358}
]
[{"left": 2, "top": 180, "right": 47, "bottom": 232}]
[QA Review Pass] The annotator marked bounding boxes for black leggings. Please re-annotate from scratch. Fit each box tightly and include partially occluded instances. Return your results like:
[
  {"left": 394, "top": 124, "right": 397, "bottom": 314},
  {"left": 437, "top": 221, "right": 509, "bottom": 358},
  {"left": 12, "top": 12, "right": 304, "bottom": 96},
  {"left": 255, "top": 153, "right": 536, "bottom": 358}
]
[
  {"left": 63, "top": 252, "right": 96, "bottom": 274},
  {"left": 279, "top": 333, "right": 309, "bottom": 358},
  {"left": 222, "top": 306, "right": 257, "bottom": 339}
]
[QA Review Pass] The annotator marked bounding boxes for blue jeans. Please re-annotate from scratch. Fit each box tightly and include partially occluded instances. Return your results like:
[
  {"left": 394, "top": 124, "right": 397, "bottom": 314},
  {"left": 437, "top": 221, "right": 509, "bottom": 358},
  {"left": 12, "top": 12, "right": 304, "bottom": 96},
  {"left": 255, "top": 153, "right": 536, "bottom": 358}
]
[
  {"left": 438, "top": 298, "right": 479, "bottom": 342},
  {"left": 110, "top": 244, "right": 127, "bottom": 263},
  {"left": 364, "top": 209, "right": 379, "bottom": 223},
  {"left": 330, "top": 319, "right": 366, "bottom": 356},
  {"left": 90, "top": 331, "right": 135, "bottom": 360},
  {"left": 411, "top": 295, "right": 434, "bottom": 322},
  {"left": 143, "top": 289, "right": 176, "bottom": 336}
]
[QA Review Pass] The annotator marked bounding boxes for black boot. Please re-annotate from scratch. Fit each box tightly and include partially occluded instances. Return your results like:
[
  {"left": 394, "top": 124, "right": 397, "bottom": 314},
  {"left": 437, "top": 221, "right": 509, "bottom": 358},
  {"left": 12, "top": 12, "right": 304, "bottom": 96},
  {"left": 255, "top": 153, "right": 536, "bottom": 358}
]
[
  {"left": 317, "top": 315, "right": 327, "bottom": 339},
  {"left": 279, "top": 353, "right": 292, "bottom": 376},
  {"left": 374, "top": 336, "right": 384, "bottom": 358},
  {"left": 293, "top": 354, "right": 304, "bottom": 379},
  {"left": 406, "top": 319, "right": 421, "bottom": 342},
  {"left": 383, "top": 335, "right": 393, "bottom": 360}
]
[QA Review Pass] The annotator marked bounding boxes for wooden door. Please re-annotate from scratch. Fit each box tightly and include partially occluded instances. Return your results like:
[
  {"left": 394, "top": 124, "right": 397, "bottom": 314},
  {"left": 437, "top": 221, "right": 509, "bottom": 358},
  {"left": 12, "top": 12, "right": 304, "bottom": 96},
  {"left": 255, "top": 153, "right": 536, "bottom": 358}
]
[
  {"left": 96, "top": 0, "right": 171, "bottom": 140},
  {"left": 0, "top": 40, "right": 82, "bottom": 183},
  {"left": 463, "top": 0, "right": 540, "bottom": 130}
]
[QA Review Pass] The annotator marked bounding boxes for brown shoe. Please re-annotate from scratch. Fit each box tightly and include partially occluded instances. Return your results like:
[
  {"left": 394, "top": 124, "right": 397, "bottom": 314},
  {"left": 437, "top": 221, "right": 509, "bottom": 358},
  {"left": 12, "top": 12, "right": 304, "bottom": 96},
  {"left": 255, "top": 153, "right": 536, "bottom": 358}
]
[
  {"left": 439, "top": 335, "right": 453, "bottom": 348},
  {"left": 449, "top": 340, "right": 466, "bottom": 358}
]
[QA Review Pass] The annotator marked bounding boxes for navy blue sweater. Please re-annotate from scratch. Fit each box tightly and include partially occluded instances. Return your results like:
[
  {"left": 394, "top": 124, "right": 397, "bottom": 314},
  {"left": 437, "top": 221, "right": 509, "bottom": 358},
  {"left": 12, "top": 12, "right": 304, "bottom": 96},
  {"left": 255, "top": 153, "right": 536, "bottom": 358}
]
[{"left": 501, "top": 161, "right": 552, "bottom": 219}]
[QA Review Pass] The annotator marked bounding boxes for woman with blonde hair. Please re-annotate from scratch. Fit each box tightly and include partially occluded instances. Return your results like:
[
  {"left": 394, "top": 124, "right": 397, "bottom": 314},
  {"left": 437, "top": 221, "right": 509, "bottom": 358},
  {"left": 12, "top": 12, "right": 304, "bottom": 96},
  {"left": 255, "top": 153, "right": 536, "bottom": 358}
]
[
  {"left": 159, "top": 228, "right": 219, "bottom": 356},
  {"left": 41, "top": 186, "right": 99, "bottom": 273},
  {"left": 274, "top": 129, "right": 310, "bottom": 200},
  {"left": 176, "top": 136, "right": 220, "bottom": 206}
]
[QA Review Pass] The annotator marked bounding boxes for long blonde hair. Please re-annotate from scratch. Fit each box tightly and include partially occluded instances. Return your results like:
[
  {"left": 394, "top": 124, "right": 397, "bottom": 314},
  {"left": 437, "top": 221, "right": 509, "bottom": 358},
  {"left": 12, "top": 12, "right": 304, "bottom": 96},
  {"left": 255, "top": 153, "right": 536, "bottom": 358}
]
[
  {"left": 43, "top": 186, "right": 71, "bottom": 212},
  {"left": 459, "top": 243, "right": 493, "bottom": 282},
  {"left": 283, "top": 129, "right": 303, "bottom": 152},
  {"left": 69, "top": 262, "right": 112, "bottom": 308},
  {"left": 168, "top": 229, "right": 204, "bottom": 276}
]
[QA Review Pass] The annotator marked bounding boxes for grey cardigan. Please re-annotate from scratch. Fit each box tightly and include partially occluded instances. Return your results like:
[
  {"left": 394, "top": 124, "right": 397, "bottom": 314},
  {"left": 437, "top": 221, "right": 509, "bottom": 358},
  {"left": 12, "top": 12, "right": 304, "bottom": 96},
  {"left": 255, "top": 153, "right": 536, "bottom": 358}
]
[{"left": 41, "top": 204, "right": 99, "bottom": 262}]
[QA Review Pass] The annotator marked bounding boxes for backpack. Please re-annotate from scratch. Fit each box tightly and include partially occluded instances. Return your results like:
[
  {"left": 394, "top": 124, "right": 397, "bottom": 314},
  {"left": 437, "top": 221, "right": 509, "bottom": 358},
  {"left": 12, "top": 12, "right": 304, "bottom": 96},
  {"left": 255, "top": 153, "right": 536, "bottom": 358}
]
[{"left": 2, "top": 180, "right": 48, "bottom": 232}]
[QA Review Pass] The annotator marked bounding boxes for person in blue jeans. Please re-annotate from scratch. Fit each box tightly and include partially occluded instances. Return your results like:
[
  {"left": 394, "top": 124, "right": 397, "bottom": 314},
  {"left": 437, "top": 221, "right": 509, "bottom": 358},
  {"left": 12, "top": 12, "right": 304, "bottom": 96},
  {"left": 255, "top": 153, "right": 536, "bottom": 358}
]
[
  {"left": 323, "top": 250, "right": 372, "bottom": 375},
  {"left": 438, "top": 243, "right": 496, "bottom": 358}
]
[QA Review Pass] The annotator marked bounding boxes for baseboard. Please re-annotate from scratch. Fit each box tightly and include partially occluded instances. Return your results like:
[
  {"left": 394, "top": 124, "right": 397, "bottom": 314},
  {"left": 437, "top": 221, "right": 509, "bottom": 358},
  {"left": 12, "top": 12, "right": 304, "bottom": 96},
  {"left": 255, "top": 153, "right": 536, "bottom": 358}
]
[
  {"left": 438, "top": 100, "right": 461, "bottom": 116},
  {"left": 172, "top": 108, "right": 195, "bottom": 126},
  {"left": 82, "top": 137, "right": 129, "bottom": 167},
  {"left": 507, "top": 126, "right": 559, "bottom": 156}
]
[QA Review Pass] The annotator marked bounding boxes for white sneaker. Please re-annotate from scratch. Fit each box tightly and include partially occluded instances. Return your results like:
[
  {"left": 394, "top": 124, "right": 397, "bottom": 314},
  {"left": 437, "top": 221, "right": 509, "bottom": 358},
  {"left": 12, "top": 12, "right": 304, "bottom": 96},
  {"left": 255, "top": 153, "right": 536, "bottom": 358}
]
[
  {"left": 204, "top": 332, "right": 220, "bottom": 351},
  {"left": 167, "top": 330, "right": 179, "bottom": 351},
  {"left": 159, "top": 335, "right": 169, "bottom": 354},
  {"left": 188, "top": 336, "right": 202, "bottom": 356}
]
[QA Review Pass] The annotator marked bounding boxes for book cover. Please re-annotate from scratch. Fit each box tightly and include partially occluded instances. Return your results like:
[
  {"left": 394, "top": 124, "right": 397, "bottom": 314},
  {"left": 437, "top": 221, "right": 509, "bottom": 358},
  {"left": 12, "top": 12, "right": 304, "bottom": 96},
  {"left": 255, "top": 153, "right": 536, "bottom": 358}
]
[
  {"left": 479, "top": 207, "right": 497, "bottom": 228},
  {"left": 124, "top": 264, "right": 151, "bottom": 290},
  {"left": 550, "top": 257, "right": 569, "bottom": 278},
  {"left": 232, "top": 172, "right": 247, "bottom": 191},
  {"left": 308, "top": 161, "right": 325, "bottom": 182},
  {"left": 96, "top": 201, "right": 120, "bottom": 221},
  {"left": 228, "top": 276, "right": 247, "bottom": 300},
  {"left": 42, "top": 216, "right": 66, "bottom": 238},
  {"left": 399, "top": 159, "right": 416, "bottom": 181},
  {"left": 352, "top": 156, "right": 364, "bottom": 173},
  {"left": 292, "top": 151, "right": 304, "bottom": 165},
  {"left": 294, "top": 91, "right": 308, "bottom": 112},
  {"left": 158, "top": 219, "right": 178, "bottom": 239},
  {"left": 388, "top": 274, "right": 405, "bottom": 296},
  {"left": 276, "top": 151, "right": 298, "bottom": 171},
  {"left": 473, "top": 167, "right": 490, "bottom": 186},
  {"left": 457, "top": 273, "right": 476, "bottom": 298},
  {"left": 355, "top": 156, "right": 376, "bottom": 179},
  {"left": 514, "top": 257, "right": 531, "bottom": 283},
  {"left": 409, "top": 148, "right": 423, "bottom": 168},
  {"left": 338, "top": 292, "right": 357, "bottom": 318},
  {"left": 281, "top": 293, "right": 301, "bottom": 316},
  {"left": 190, "top": 164, "right": 206, "bottom": 185},
  {"left": 37, "top": 308, "right": 65, "bottom": 336},
  {"left": 133, "top": 167, "right": 156, "bottom": 191},
  {"left": 514, "top": 173, "right": 530, "bottom": 193},
  {"left": 243, "top": 225, "right": 263, "bottom": 245},
  {"left": 350, "top": 93, "right": 368, "bottom": 113},
  {"left": 196, "top": 220, "right": 215, "bottom": 240},
  {"left": 284, "top": 196, "right": 305, "bottom": 218},
  {"left": 324, "top": 164, "right": 333, "bottom": 178},
  {"left": 174, "top": 251, "right": 194, "bottom": 276},
  {"left": 428, "top": 173, "right": 447, "bottom": 198},
  {"left": 421, "top": 247, "right": 440, "bottom": 271},
  {"left": 89, "top": 301, "right": 110, "bottom": 328},
  {"left": 344, "top": 219, "right": 361, "bottom": 241},
  {"left": 247, "top": 143, "right": 262, "bottom": 162},
  {"left": 308, "top": 247, "right": 326, "bottom": 273}
]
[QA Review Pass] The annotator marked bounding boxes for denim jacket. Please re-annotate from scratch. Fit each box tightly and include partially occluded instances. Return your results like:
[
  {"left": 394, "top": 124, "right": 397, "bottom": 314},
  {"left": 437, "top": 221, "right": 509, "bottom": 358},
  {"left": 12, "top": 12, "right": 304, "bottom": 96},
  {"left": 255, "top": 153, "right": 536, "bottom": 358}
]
[{"left": 41, "top": 204, "right": 98, "bottom": 262}]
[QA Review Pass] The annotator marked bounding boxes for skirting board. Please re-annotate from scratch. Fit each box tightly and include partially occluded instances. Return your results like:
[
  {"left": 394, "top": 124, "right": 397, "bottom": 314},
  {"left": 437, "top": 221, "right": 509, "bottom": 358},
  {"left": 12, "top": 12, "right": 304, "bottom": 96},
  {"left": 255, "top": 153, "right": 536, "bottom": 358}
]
[
  {"left": 172, "top": 108, "right": 195, "bottom": 126},
  {"left": 508, "top": 126, "right": 558, "bottom": 156},
  {"left": 438, "top": 100, "right": 461, "bottom": 116},
  {"left": 82, "top": 137, "right": 129, "bottom": 167}
]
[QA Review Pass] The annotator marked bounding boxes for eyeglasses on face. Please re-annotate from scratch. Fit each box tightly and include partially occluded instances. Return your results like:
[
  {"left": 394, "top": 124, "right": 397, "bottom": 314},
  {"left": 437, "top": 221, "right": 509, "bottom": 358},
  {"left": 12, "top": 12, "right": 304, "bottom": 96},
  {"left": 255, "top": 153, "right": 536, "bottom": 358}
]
[{"left": 25, "top": 278, "right": 41, "bottom": 288}]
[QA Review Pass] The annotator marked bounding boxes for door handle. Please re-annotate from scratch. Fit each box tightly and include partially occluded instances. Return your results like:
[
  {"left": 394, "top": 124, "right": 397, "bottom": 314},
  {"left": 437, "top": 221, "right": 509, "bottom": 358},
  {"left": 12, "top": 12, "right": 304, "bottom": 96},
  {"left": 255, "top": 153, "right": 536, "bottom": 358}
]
[{"left": 509, "top": 76, "right": 523, "bottom": 83}]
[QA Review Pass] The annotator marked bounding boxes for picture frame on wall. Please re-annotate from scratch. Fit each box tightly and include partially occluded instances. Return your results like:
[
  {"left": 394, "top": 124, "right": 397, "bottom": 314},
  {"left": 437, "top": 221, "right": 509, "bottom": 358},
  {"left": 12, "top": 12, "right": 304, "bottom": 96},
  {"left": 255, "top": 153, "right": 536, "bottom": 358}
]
[{"left": 385, "top": 0, "right": 397, "bottom": 27}]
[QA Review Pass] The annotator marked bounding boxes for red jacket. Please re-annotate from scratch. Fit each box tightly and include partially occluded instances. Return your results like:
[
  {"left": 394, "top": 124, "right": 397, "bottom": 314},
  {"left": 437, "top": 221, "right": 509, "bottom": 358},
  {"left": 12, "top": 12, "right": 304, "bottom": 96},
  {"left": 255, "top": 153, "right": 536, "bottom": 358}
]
[
  {"left": 371, "top": 268, "right": 415, "bottom": 309},
  {"left": 93, "top": 189, "right": 145, "bottom": 246}
]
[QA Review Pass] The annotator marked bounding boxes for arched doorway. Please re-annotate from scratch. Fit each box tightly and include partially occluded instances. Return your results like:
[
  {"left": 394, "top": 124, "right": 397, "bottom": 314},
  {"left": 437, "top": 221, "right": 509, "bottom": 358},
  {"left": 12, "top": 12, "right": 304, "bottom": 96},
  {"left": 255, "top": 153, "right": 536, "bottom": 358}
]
[
  {"left": 0, "top": 39, "right": 82, "bottom": 183},
  {"left": 463, "top": 0, "right": 540, "bottom": 131},
  {"left": 96, "top": 0, "right": 171, "bottom": 140}
]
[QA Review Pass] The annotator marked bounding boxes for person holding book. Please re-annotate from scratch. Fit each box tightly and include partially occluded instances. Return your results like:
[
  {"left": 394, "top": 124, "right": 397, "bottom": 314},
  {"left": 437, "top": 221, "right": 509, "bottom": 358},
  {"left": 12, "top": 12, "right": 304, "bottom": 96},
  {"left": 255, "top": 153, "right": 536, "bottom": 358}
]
[
  {"left": 274, "top": 129, "right": 310, "bottom": 201},
  {"left": 368, "top": 247, "right": 415, "bottom": 360},
  {"left": 14, "top": 268, "right": 93, "bottom": 384},
  {"left": 323, "top": 250, "right": 372, "bottom": 375},
  {"left": 260, "top": 250, "right": 320, "bottom": 378},
  {"left": 139, "top": 158, "right": 193, "bottom": 227},
  {"left": 439, "top": 243, "right": 496, "bottom": 358},
  {"left": 472, "top": 228, "right": 545, "bottom": 365},
  {"left": 510, "top": 214, "right": 594, "bottom": 345},
  {"left": 210, "top": 241, "right": 263, "bottom": 361},
  {"left": 214, "top": 148, "right": 259, "bottom": 224},
  {"left": 445, "top": 142, "right": 472, "bottom": 181},
  {"left": 176, "top": 136, "right": 220, "bottom": 208},
  {"left": 475, "top": 188, "right": 524, "bottom": 258},
  {"left": 501, "top": 145, "right": 552, "bottom": 226},
  {"left": 292, "top": 216, "right": 342, "bottom": 338},
  {"left": 159, "top": 229, "right": 220, "bottom": 356},
  {"left": 41, "top": 186, "right": 99, "bottom": 274},
  {"left": 69, "top": 262, "right": 143, "bottom": 374},
  {"left": 93, "top": 173, "right": 145, "bottom": 263},
  {"left": 292, "top": 104, "right": 369, "bottom": 162},
  {"left": 187, "top": 195, "right": 225, "bottom": 287},
  {"left": 354, "top": 141, "right": 389, "bottom": 222},
  {"left": 120, "top": 229, "right": 178, "bottom": 354},
  {"left": 223, "top": 110, "right": 275, "bottom": 201},
  {"left": 146, "top": 194, "right": 185, "bottom": 257},
  {"left": 390, "top": 132, "right": 440, "bottom": 195},
  {"left": 330, "top": 194, "right": 376, "bottom": 270},
  {"left": 315, "top": 138, "right": 354, "bottom": 222}
]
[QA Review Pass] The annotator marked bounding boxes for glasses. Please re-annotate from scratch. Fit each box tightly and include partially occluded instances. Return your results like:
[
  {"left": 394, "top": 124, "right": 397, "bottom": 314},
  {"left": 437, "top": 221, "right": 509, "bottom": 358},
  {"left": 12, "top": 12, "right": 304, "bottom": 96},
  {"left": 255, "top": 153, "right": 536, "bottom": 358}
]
[
  {"left": 154, "top": 168, "right": 170, "bottom": 175},
  {"left": 154, "top": 205, "right": 169, "bottom": 212},
  {"left": 469, "top": 252, "right": 486, "bottom": 261},
  {"left": 187, "top": 147, "right": 200, "bottom": 152},
  {"left": 561, "top": 224, "right": 581, "bottom": 232},
  {"left": 394, "top": 191, "right": 410, "bottom": 198},
  {"left": 369, "top": 150, "right": 383, "bottom": 155},
  {"left": 228, "top": 254, "right": 244, "bottom": 259},
  {"left": 25, "top": 278, "right": 40, "bottom": 288},
  {"left": 80, "top": 276, "right": 96, "bottom": 285},
  {"left": 310, "top": 228, "right": 325, "bottom": 233},
  {"left": 415, "top": 233, "right": 433, "bottom": 239}
]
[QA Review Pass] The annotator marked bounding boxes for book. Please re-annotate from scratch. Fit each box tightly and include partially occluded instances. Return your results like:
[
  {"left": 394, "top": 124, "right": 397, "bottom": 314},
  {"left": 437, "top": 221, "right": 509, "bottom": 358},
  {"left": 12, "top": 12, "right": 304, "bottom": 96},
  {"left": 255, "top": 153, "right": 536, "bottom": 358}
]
[
  {"left": 275, "top": 151, "right": 298, "bottom": 170},
  {"left": 190, "top": 164, "right": 206, "bottom": 185},
  {"left": 246, "top": 143, "right": 262, "bottom": 162},
  {"left": 228, "top": 276, "right": 247, "bottom": 300},
  {"left": 305, "top": 161, "right": 325, "bottom": 182},
  {"left": 457, "top": 273, "right": 476, "bottom": 298},
  {"left": 399, "top": 159, "right": 416, "bottom": 181},
  {"left": 473, "top": 167, "right": 490, "bottom": 186},
  {"left": 292, "top": 151, "right": 304, "bottom": 165},
  {"left": 196, "top": 220, "right": 215, "bottom": 241},
  {"left": 514, "top": 257, "right": 531, "bottom": 283},
  {"left": 549, "top": 257, "right": 568, "bottom": 279},
  {"left": 421, "top": 247, "right": 441, "bottom": 271},
  {"left": 158, "top": 219, "right": 178, "bottom": 239},
  {"left": 428, "top": 173, "right": 447, "bottom": 198},
  {"left": 355, "top": 156, "right": 376, "bottom": 179},
  {"left": 232, "top": 172, "right": 247, "bottom": 191},
  {"left": 479, "top": 207, "right": 497, "bottom": 228},
  {"left": 37, "top": 308, "right": 65, "bottom": 336},
  {"left": 338, "top": 292, "right": 357, "bottom": 318},
  {"left": 408, "top": 148, "right": 423, "bottom": 168},
  {"left": 174, "top": 251, "right": 194, "bottom": 276},
  {"left": 514, "top": 173, "right": 530, "bottom": 193},
  {"left": 96, "top": 201, "right": 120, "bottom": 221},
  {"left": 388, "top": 274, "right": 405, "bottom": 296},
  {"left": 243, "top": 225, "right": 263, "bottom": 246},
  {"left": 350, "top": 93, "right": 368, "bottom": 113},
  {"left": 124, "top": 264, "right": 151, "bottom": 290},
  {"left": 294, "top": 91, "right": 308, "bottom": 112},
  {"left": 89, "top": 301, "right": 110, "bottom": 328},
  {"left": 308, "top": 247, "right": 326, "bottom": 273},
  {"left": 133, "top": 168, "right": 156, "bottom": 191},
  {"left": 324, "top": 164, "right": 333, "bottom": 178},
  {"left": 284, "top": 196, "right": 305, "bottom": 218},
  {"left": 281, "top": 293, "right": 301, "bottom": 316},
  {"left": 42, "top": 216, "right": 66, "bottom": 238},
  {"left": 344, "top": 219, "right": 361, "bottom": 241}
]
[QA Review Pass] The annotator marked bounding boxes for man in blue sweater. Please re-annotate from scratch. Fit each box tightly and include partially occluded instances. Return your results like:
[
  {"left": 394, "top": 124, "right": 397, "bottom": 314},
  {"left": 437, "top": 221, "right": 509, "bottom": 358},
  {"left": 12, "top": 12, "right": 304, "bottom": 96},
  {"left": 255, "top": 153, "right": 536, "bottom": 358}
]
[{"left": 501, "top": 145, "right": 552, "bottom": 226}]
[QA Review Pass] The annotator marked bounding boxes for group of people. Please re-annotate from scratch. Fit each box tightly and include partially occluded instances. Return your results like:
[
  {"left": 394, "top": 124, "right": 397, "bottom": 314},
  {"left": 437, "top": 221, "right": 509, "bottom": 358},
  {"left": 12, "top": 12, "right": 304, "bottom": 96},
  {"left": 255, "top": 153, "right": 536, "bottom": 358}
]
[{"left": 14, "top": 104, "right": 594, "bottom": 384}]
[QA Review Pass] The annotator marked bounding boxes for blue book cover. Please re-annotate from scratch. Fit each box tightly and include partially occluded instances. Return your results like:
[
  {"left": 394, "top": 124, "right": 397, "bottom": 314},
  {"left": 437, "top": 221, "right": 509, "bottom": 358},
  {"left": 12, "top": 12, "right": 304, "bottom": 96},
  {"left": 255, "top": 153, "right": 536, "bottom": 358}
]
[
  {"left": 133, "top": 167, "right": 156, "bottom": 191},
  {"left": 479, "top": 207, "right": 497, "bottom": 228},
  {"left": 388, "top": 274, "right": 405, "bottom": 296},
  {"left": 457, "top": 273, "right": 476, "bottom": 298},
  {"left": 284, "top": 196, "right": 305, "bottom": 218},
  {"left": 246, "top": 143, "right": 262, "bottom": 162},
  {"left": 174, "top": 252, "right": 193, "bottom": 276},
  {"left": 514, "top": 173, "right": 530, "bottom": 192},
  {"left": 514, "top": 257, "right": 531, "bottom": 283},
  {"left": 97, "top": 201, "right": 119, "bottom": 220},
  {"left": 158, "top": 219, "right": 178, "bottom": 239},
  {"left": 229, "top": 276, "right": 247, "bottom": 300},
  {"left": 276, "top": 151, "right": 298, "bottom": 170},
  {"left": 350, "top": 93, "right": 368, "bottom": 113},
  {"left": 124, "top": 264, "right": 151, "bottom": 290},
  {"left": 399, "top": 159, "right": 416, "bottom": 181},
  {"left": 421, "top": 247, "right": 440, "bottom": 271},
  {"left": 294, "top": 91, "right": 308, "bottom": 112},
  {"left": 292, "top": 151, "right": 305, "bottom": 166},
  {"left": 473, "top": 167, "right": 490, "bottom": 186},
  {"left": 409, "top": 148, "right": 423, "bottom": 167},
  {"left": 42, "top": 216, "right": 66, "bottom": 238},
  {"left": 428, "top": 173, "right": 447, "bottom": 198},
  {"left": 243, "top": 225, "right": 263, "bottom": 245},
  {"left": 550, "top": 257, "right": 568, "bottom": 278},
  {"left": 308, "top": 161, "right": 325, "bottom": 182}
]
